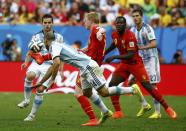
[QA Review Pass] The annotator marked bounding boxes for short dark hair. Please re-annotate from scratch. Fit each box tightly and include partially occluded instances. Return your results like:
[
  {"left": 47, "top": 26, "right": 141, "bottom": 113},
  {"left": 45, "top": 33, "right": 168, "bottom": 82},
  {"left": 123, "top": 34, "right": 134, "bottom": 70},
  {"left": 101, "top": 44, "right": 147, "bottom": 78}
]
[
  {"left": 132, "top": 8, "right": 143, "bottom": 16},
  {"left": 42, "top": 14, "right": 53, "bottom": 22},
  {"left": 115, "top": 16, "right": 126, "bottom": 24}
]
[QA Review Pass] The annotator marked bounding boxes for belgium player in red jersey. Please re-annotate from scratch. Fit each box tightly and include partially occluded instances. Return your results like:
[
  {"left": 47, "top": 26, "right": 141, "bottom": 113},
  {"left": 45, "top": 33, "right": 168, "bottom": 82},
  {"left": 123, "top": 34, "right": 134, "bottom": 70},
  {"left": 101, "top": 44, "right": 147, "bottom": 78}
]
[
  {"left": 74, "top": 12, "right": 109, "bottom": 126},
  {"left": 105, "top": 16, "right": 177, "bottom": 120}
]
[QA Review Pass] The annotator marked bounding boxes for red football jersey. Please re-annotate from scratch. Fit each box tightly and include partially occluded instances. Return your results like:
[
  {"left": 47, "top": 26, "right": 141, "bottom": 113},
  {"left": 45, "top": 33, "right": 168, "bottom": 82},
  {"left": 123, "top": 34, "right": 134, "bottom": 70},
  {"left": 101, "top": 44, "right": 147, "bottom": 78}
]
[
  {"left": 112, "top": 29, "right": 142, "bottom": 64},
  {"left": 85, "top": 25, "right": 106, "bottom": 66}
]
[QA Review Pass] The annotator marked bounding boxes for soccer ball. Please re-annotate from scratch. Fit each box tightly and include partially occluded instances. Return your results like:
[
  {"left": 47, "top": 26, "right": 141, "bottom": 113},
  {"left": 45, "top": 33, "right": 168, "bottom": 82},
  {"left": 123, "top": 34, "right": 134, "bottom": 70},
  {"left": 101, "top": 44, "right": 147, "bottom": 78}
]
[{"left": 28, "top": 39, "right": 44, "bottom": 53}]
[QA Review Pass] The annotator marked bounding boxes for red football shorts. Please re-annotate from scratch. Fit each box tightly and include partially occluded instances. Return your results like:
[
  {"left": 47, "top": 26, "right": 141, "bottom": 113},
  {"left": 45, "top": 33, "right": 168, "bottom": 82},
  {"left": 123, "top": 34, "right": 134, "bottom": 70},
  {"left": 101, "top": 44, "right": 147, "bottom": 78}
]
[{"left": 113, "top": 62, "right": 149, "bottom": 82}]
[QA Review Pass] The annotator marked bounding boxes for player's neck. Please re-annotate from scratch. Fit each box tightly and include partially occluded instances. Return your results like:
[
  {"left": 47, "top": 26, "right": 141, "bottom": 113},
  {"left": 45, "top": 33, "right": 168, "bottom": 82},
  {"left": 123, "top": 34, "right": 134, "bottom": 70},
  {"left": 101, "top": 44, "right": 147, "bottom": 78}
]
[
  {"left": 118, "top": 30, "right": 125, "bottom": 36},
  {"left": 43, "top": 29, "right": 53, "bottom": 34},
  {"left": 136, "top": 22, "right": 143, "bottom": 31},
  {"left": 90, "top": 23, "right": 98, "bottom": 30}
]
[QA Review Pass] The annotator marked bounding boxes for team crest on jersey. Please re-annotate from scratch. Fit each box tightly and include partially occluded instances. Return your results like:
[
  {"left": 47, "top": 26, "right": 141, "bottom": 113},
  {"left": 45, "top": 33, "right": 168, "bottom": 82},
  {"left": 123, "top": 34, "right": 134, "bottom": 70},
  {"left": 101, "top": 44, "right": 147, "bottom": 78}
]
[
  {"left": 148, "top": 34, "right": 153, "bottom": 39},
  {"left": 129, "top": 42, "right": 134, "bottom": 47}
]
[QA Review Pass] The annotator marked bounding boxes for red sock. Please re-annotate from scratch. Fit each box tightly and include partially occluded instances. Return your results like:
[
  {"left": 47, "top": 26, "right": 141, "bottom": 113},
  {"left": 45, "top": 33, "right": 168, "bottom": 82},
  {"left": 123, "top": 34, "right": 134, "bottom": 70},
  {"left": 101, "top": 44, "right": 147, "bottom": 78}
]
[
  {"left": 111, "top": 95, "right": 121, "bottom": 111},
  {"left": 148, "top": 88, "right": 168, "bottom": 110},
  {"left": 77, "top": 95, "right": 96, "bottom": 120}
]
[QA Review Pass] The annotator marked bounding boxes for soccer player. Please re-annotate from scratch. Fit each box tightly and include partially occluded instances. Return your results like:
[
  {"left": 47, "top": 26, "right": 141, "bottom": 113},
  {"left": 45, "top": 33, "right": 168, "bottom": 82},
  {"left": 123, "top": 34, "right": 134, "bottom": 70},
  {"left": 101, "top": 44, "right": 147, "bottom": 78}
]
[
  {"left": 105, "top": 16, "right": 176, "bottom": 120},
  {"left": 17, "top": 14, "right": 64, "bottom": 121},
  {"left": 129, "top": 8, "right": 162, "bottom": 118},
  {"left": 32, "top": 30, "right": 147, "bottom": 124},
  {"left": 74, "top": 12, "right": 108, "bottom": 126}
]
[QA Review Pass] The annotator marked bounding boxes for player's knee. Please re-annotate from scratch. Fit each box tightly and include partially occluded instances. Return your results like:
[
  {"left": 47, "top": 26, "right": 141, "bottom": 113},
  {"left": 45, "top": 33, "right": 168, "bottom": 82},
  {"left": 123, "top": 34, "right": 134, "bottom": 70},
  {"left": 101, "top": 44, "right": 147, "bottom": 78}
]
[
  {"left": 97, "top": 87, "right": 109, "bottom": 97},
  {"left": 26, "top": 72, "right": 36, "bottom": 81},
  {"left": 82, "top": 89, "right": 92, "bottom": 98}
]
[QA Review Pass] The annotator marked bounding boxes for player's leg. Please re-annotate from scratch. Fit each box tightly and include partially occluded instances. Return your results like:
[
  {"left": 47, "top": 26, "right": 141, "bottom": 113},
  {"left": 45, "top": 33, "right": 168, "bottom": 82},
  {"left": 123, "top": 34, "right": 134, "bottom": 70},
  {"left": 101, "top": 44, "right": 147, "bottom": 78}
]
[
  {"left": 24, "top": 64, "right": 50, "bottom": 121},
  {"left": 74, "top": 79, "right": 99, "bottom": 126},
  {"left": 24, "top": 85, "right": 45, "bottom": 121},
  {"left": 99, "top": 66, "right": 145, "bottom": 103},
  {"left": 83, "top": 87, "right": 113, "bottom": 124},
  {"left": 128, "top": 75, "right": 151, "bottom": 117},
  {"left": 141, "top": 81, "right": 177, "bottom": 119},
  {"left": 81, "top": 72, "right": 112, "bottom": 125},
  {"left": 144, "top": 57, "right": 161, "bottom": 119},
  {"left": 148, "top": 84, "right": 161, "bottom": 119},
  {"left": 134, "top": 64, "right": 176, "bottom": 119},
  {"left": 18, "top": 62, "right": 39, "bottom": 108},
  {"left": 108, "top": 74, "right": 125, "bottom": 119}
]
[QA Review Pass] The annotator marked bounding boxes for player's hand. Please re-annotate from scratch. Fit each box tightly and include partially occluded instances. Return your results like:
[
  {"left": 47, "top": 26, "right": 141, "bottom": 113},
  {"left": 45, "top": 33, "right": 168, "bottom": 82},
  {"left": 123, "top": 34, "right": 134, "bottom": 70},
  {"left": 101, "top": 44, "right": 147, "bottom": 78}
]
[
  {"left": 105, "top": 56, "right": 115, "bottom": 63},
  {"left": 138, "top": 46, "right": 145, "bottom": 50},
  {"left": 31, "top": 82, "right": 42, "bottom": 89},
  {"left": 21, "top": 62, "right": 28, "bottom": 70}
]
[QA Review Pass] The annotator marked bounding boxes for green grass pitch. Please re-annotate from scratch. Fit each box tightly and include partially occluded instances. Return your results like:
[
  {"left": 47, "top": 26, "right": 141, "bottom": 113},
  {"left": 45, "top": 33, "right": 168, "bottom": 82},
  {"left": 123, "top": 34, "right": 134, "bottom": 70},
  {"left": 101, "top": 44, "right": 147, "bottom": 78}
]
[{"left": 0, "top": 93, "right": 186, "bottom": 131}]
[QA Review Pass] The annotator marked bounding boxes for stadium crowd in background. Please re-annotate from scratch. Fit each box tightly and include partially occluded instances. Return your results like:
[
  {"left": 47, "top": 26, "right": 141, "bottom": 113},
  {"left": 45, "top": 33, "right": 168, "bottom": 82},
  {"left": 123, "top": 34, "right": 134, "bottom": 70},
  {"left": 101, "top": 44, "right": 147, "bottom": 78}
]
[
  {"left": 1, "top": 33, "right": 22, "bottom": 61},
  {"left": 0, "top": 0, "right": 186, "bottom": 27},
  {"left": 0, "top": 0, "right": 186, "bottom": 63}
]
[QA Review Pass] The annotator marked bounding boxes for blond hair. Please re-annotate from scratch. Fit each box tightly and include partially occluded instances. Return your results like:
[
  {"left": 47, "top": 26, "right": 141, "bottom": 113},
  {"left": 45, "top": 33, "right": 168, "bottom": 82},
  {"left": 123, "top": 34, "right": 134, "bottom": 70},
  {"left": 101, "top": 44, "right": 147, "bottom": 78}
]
[{"left": 85, "top": 12, "right": 99, "bottom": 24}]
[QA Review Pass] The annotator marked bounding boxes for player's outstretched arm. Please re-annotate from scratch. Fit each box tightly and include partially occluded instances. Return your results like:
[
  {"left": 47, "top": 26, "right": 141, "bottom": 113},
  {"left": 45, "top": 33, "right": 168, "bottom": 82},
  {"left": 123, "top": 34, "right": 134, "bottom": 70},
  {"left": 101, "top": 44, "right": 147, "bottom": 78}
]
[
  {"left": 59, "top": 62, "right": 64, "bottom": 80},
  {"left": 51, "top": 57, "right": 61, "bottom": 81},
  {"left": 21, "top": 50, "right": 32, "bottom": 70}
]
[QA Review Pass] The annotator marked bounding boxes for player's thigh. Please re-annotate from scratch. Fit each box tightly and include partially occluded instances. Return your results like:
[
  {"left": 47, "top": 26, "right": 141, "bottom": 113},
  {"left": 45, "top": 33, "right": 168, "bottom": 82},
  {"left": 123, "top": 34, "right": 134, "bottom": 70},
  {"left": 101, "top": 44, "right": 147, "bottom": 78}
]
[
  {"left": 143, "top": 57, "right": 161, "bottom": 84},
  {"left": 130, "top": 63, "right": 149, "bottom": 82},
  {"left": 38, "top": 64, "right": 51, "bottom": 74},
  {"left": 26, "top": 62, "right": 40, "bottom": 80},
  {"left": 37, "top": 64, "right": 52, "bottom": 89},
  {"left": 81, "top": 77, "right": 93, "bottom": 97},
  {"left": 80, "top": 66, "right": 106, "bottom": 91}
]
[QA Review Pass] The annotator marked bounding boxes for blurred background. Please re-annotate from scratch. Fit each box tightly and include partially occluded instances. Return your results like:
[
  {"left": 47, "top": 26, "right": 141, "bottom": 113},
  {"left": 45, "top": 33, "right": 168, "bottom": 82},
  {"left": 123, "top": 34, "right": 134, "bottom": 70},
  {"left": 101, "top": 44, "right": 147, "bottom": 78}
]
[{"left": 0, "top": 0, "right": 186, "bottom": 64}]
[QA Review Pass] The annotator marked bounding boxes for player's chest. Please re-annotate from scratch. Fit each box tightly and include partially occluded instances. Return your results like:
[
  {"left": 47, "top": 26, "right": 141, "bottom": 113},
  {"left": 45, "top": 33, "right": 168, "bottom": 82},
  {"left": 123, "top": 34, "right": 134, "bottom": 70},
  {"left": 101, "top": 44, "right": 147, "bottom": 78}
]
[{"left": 114, "top": 36, "right": 127, "bottom": 50}]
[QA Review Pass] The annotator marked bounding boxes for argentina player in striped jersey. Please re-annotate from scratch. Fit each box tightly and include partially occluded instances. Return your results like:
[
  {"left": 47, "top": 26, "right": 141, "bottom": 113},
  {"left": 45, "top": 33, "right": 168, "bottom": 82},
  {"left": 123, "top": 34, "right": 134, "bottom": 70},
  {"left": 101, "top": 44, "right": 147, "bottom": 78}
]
[
  {"left": 17, "top": 14, "right": 64, "bottom": 121},
  {"left": 129, "top": 8, "right": 162, "bottom": 118}
]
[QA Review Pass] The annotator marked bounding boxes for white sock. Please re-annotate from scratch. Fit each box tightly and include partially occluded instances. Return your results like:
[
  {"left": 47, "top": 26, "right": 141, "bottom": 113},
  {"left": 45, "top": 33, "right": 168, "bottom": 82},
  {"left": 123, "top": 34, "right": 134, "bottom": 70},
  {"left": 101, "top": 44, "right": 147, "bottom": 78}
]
[
  {"left": 30, "top": 94, "right": 43, "bottom": 115},
  {"left": 141, "top": 97, "right": 148, "bottom": 107},
  {"left": 153, "top": 98, "right": 160, "bottom": 113},
  {"left": 108, "top": 86, "right": 134, "bottom": 95},
  {"left": 89, "top": 92, "right": 108, "bottom": 113},
  {"left": 24, "top": 78, "right": 32, "bottom": 102},
  {"left": 108, "top": 86, "right": 148, "bottom": 107}
]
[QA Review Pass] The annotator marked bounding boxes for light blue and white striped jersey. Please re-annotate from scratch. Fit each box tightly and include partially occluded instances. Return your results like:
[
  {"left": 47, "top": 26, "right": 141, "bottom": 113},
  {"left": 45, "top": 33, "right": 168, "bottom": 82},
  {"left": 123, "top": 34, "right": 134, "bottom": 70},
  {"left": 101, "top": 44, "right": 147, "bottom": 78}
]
[
  {"left": 130, "top": 23, "right": 158, "bottom": 59},
  {"left": 49, "top": 41, "right": 92, "bottom": 71},
  {"left": 29, "top": 30, "right": 63, "bottom": 64}
]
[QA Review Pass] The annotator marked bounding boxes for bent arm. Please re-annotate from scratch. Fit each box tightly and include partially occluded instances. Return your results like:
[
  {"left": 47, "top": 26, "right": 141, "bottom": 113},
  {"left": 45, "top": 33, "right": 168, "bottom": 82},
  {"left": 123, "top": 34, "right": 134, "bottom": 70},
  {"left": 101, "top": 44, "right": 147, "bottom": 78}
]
[
  {"left": 105, "top": 42, "right": 116, "bottom": 55},
  {"left": 112, "top": 51, "right": 134, "bottom": 60},
  {"left": 139, "top": 40, "right": 157, "bottom": 50}
]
